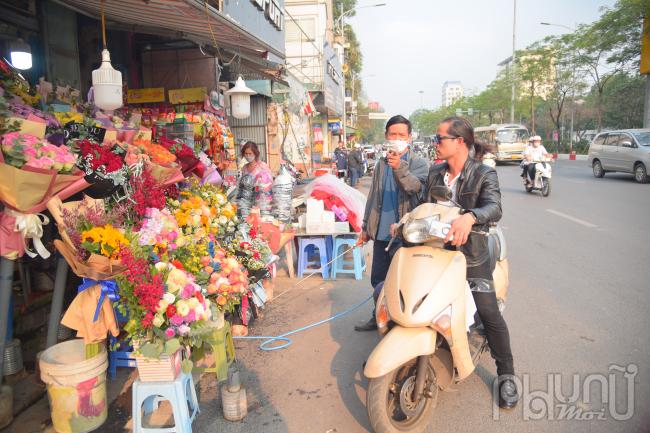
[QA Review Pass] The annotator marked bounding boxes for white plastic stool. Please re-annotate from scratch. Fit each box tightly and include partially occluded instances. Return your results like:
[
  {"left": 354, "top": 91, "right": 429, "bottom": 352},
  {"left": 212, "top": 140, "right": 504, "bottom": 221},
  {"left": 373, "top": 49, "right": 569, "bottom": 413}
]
[{"left": 132, "top": 371, "right": 199, "bottom": 433}]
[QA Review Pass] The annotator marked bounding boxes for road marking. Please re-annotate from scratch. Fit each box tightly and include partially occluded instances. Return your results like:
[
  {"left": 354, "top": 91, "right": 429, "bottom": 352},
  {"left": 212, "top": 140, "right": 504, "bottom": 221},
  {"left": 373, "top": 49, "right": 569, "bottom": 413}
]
[{"left": 545, "top": 209, "right": 598, "bottom": 228}]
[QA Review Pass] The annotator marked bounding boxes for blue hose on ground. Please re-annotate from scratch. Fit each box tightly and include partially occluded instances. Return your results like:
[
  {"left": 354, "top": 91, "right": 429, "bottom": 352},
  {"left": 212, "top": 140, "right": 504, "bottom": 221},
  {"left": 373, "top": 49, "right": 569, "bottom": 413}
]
[{"left": 233, "top": 295, "right": 373, "bottom": 351}]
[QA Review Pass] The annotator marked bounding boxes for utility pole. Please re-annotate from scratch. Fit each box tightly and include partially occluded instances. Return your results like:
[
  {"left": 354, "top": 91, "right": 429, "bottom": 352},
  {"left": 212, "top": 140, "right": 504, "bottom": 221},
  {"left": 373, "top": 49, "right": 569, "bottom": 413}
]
[
  {"left": 510, "top": 0, "right": 517, "bottom": 124},
  {"left": 418, "top": 90, "right": 424, "bottom": 109},
  {"left": 643, "top": 74, "right": 650, "bottom": 128}
]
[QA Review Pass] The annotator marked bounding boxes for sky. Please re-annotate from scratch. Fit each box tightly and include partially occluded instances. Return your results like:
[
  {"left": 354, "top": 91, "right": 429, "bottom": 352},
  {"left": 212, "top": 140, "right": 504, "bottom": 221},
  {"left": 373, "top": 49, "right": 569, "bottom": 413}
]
[{"left": 346, "top": 0, "right": 618, "bottom": 117}]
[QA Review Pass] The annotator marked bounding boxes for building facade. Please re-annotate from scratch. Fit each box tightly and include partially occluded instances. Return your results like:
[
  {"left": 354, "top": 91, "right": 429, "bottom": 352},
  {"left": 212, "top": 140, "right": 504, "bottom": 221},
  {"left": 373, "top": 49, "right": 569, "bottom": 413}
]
[{"left": 442, "top": 81, "right": 464, "bottom": 107}]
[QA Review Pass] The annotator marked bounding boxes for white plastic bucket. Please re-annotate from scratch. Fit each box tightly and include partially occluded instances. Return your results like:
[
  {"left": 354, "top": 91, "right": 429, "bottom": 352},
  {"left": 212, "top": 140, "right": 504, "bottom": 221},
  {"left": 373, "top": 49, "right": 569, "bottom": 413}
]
[{"left": 39, "top": 340, "right": 108, "bottom": 433}]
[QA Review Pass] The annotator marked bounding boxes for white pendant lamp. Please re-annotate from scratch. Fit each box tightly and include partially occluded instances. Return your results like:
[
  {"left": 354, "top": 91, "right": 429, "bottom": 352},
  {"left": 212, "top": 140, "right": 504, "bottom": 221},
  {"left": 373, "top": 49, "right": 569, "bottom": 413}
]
[
  {"left": 10, "top": 38, "right": 32, "bottom": 70},
  {"left": 225, "top": 76, "right": 256, "bottom": 119},
  {"left": 92, "top": 1, "right": 123, "bottom": 111}
]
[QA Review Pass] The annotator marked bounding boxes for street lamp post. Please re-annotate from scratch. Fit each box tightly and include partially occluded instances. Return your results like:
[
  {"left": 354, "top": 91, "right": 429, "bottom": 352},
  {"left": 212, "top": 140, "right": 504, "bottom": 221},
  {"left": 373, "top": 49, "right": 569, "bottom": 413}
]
[
  {"left": 337, "top": 3, "right": 386, "bottom": 147},
  {"left": 418, "top": 90, "right": 424, "bottom": 109},
  {"left": 510, "top": 0, "right": 516, "bottom": 124}
]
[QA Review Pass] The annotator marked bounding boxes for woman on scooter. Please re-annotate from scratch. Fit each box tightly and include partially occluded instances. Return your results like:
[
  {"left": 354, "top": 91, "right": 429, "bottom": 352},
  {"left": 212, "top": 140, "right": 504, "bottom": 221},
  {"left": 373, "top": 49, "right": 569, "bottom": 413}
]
[
  {"left": 425, "top": 116, "right": 519, "bottom": 409},
  {"left": 521, "top": 135, "right": 550, "bottom": 185}
]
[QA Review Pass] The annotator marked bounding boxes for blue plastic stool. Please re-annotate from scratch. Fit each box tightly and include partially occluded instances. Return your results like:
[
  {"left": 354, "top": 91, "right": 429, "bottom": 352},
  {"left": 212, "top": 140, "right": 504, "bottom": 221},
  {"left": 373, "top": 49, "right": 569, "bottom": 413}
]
[
  {"left": 108, "top": 307, "right": 136, "bottom": 379},
  {"left": 331, "top": 236, "right": 366, "bottom": 280},
  {"left": 297, "top": 237, "right": 331, "bottom": 279},
  {"left": 132, "top": 371, "right": 199, "bottom": 433}
]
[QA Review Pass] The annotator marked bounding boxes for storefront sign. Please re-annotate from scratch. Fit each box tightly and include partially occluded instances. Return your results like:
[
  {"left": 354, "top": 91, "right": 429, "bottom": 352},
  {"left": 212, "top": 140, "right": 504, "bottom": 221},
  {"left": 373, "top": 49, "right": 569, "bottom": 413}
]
[
  {"left": 250, "top": 0, "right": 284, "bottom": 31},
  {"left": 327, "top": 61, "right": 341, "bottom": 85},
  {"left": 127, "top": 87, "right": 165, "bottom": 104},
  {"left": 168, "top": 87, "right": 207, "bottom": 104}
]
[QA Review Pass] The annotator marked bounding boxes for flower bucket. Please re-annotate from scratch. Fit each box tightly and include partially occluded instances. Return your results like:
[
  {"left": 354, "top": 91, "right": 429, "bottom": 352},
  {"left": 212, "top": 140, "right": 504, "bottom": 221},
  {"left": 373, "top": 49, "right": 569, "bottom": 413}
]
[
  {"left": 39, "top": 339, "right": 108, "bottom": 433},
  {"left": 135, "top": 350, "right": 182, "bottom": 382}
]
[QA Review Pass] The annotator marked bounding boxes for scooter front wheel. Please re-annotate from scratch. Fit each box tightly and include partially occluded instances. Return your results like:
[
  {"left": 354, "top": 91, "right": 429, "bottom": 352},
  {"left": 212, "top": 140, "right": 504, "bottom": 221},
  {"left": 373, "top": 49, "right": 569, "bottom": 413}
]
[
  {"left": 367, "top": 357, "right": 437, "bottom": 433},
  {"left": 541, "top": 177, "right": 551, "bottom": 197}
]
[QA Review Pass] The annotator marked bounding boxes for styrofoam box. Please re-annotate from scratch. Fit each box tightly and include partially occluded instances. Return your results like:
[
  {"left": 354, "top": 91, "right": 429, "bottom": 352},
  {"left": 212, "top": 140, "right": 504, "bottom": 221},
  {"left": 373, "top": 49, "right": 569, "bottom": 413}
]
[{"left": 306, "top": 198, "right": 324, "bottom": 215}]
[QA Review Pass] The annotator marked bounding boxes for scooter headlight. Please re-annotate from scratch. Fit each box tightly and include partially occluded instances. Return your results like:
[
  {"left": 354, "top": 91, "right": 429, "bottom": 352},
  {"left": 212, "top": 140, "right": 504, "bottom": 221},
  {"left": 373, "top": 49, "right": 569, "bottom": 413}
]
[{"left": 403, "top": 215, "right": 446, "bottom": 243}]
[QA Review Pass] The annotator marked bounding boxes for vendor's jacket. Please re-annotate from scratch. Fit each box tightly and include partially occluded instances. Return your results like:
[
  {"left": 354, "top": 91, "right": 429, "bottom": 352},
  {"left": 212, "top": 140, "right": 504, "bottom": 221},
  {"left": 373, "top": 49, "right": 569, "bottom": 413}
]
[{"left": 362, "top": 151, "right": 429, "bottom": 240}]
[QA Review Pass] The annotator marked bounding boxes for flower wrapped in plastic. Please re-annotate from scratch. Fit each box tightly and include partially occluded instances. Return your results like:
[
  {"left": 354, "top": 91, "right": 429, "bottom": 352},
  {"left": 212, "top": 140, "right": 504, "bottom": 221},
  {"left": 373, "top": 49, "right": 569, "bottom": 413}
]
[
  {"left": 0, "top": 132, "right": 88, "bottom": 259},
  {"left": 47, "top": 196, "right": 129, "bottom": 279},
  {"left": 74, "top": 139, "right": 130, "bottom": 199}
]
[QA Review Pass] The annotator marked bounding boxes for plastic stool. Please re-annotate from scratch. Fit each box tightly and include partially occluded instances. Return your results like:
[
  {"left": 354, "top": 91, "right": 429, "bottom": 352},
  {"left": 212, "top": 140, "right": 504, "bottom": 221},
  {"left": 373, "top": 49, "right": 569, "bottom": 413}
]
[
  {"left": 108, "top": 307, "right": 135, "bottom": 379},
  {"left": 108, "top": 335, "right": 136, "bottom": 379},
  {"left": 193, "top": 322, "right": 235, "bottom": 382},
  {"left": 331, "top": 236, "right": 366, "bottom": 280},
  {"left": 297, "top": 237, "right": 331, "bottom": 279},
  {"left": 132, "top": 371, "right": 199, "bottom": 433}
]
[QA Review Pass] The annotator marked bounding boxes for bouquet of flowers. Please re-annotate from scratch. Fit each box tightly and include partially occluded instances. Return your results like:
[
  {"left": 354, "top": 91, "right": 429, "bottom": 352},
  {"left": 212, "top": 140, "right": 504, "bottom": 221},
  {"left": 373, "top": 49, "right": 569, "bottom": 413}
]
[
  {"left": 137, "top": 207, "right": 186, "bottom": 256},
  {"left": 0, "top": 132, "right": 87, "bottom": 214},
  {"left": 116, "top": 249, "right": 213, "bottom": 367},
  {"left": 225, "top": 225, "right": 273, "bottom": 283},
  {"left": 167, "top": 184, "right": 237, "bottom": 243},
  {"left": 75, "top": 139, "right": 130, "bottom": 198},
  {"left": 199, "top": 244, "right": 249, "bottom": 313},
  {"left": 47, "top": 196, "right": 129, "bottom": 279},
  {"left": 2, "top": 132, "right": 76, "bottom": 172}
]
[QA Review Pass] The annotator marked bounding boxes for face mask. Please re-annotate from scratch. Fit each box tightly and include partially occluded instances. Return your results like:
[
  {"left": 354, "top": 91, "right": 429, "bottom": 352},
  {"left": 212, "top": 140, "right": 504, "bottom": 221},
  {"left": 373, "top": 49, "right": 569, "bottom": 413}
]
[
  {"left": 385, "top": 140, "right": 409, "bottom": 154},
  {"left": 245, "top": 155, "right": 255, "bottom": 163}
]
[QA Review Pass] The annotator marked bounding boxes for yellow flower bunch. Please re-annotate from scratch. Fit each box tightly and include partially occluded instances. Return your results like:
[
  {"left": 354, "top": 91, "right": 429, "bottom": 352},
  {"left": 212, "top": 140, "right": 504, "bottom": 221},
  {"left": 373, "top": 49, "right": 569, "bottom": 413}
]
[{"left": 81, "top": 224, "right": 130, "bottom": 259}]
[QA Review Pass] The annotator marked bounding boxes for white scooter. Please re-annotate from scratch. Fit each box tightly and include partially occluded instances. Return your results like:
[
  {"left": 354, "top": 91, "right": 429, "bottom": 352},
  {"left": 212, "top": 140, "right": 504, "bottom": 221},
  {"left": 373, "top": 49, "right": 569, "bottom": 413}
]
[
  {"left": 523, "top": 158, "right": 552, "bottom": 197},
  {"left": 364, "top": 187, "right": 510, "bottom": 433}
]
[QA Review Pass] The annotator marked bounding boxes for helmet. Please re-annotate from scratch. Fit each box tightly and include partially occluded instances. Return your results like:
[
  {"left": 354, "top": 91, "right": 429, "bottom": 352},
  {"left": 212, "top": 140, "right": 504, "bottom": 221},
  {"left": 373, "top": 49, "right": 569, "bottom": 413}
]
[{"left": 531, "top": 135, "right": 542, "bottom": 142}]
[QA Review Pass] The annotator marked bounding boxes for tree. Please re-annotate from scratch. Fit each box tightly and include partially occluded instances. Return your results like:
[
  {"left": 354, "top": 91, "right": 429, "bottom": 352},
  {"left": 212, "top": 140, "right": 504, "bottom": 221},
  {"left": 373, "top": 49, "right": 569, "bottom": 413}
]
[
  {"left": 571, "top": 0, "right": 645, "bottom": 130},
  {"left": 600, "top": 73, "right": 646, "bottom": 128},
  {"left": 516, "top": 44, "right": 554, "bottom": 134}
]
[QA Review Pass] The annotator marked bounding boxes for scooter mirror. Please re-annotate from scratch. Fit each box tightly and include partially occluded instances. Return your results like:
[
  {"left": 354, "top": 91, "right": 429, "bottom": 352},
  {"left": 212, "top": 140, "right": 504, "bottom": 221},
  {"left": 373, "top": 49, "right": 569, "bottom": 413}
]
[{"left": 429, "top": 185, "right": 453, "bottom": 202}]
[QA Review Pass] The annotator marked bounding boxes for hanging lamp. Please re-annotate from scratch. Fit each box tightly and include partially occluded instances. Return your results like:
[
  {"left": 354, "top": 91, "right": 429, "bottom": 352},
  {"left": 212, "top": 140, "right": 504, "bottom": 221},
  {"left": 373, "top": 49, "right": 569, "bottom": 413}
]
[
  {"left": 92, "top": 0, "right": 123, "bottom": 111},
  {"left": 10, "top": 38, "right": 32, "bottom": 70},
  {"left": 225, "top": 76, "right": 256, "bottom": 119}
]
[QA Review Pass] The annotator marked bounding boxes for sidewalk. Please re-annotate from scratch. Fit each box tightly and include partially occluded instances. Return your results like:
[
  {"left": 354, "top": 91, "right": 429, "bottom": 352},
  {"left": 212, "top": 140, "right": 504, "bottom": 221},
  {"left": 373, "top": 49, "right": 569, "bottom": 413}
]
[{"left": 554, "top": 153, "right": 588, "bottom": 161}]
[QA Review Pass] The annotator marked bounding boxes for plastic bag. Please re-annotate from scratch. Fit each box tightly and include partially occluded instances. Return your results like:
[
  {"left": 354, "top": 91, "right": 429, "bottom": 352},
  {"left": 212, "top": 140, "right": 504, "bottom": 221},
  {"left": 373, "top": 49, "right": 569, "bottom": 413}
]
[
  {"left": 303, "top": 174, "right": 367, "bottom": 231},
  {"left": 272, "top": 165, "right": 294, "bottom": 223}
]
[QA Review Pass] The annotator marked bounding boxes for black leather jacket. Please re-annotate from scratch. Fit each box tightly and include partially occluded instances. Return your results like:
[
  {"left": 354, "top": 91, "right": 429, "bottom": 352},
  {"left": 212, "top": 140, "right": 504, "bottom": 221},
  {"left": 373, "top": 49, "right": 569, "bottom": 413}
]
[{"left": 425, "top": 157, "right": 502, "bottom": 267}]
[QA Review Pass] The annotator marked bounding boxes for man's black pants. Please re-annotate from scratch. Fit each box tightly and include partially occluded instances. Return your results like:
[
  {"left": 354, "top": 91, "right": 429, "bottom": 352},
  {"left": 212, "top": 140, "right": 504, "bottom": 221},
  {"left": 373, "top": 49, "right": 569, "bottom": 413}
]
[{"left": 468, "top": 260, "right": 515, "bottom": 376}]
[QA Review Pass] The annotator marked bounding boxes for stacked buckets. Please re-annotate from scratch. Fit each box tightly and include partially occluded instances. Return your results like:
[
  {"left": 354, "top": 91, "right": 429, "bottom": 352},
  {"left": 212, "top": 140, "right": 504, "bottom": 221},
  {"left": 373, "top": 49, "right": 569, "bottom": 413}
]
[{"left": 39, "top": 340, "right": 108, "bottom": 433}]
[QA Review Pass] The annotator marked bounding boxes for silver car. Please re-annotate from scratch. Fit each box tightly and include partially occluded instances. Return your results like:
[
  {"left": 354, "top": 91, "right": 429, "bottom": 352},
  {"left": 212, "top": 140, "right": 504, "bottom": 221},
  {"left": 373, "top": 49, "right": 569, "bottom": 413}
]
[{"left": 587, "top": 129, "right": 650, "bottom": 183}]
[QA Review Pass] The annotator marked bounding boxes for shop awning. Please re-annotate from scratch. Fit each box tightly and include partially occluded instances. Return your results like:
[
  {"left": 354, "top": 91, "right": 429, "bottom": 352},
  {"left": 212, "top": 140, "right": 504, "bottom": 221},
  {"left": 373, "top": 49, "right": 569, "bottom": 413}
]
[{"left": 54, "top": 0, "right": 285, "bottom": 61}]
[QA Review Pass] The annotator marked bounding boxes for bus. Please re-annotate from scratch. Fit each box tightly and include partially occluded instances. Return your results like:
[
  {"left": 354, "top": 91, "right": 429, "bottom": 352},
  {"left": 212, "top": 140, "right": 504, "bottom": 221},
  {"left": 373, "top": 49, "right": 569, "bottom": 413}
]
[{"left": 474, "top": 124, "right": 529, "bottom": 162}]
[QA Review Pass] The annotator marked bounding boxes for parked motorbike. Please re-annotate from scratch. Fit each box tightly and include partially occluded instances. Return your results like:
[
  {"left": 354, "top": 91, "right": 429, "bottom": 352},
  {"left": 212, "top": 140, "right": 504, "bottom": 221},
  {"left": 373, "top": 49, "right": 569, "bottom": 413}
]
[
  {"left": 364, "top": 187, "right": 509, "bottom": 433},
  {"left": 523, "top": 158, "right": 552, "bottom": 197}
]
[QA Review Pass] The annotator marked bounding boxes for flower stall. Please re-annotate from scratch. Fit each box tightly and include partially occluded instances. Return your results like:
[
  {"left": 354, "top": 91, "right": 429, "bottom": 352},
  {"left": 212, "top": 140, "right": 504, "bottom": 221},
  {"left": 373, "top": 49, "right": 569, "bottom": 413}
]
[{"left": 0, "top": 57, "right": 288, "bottom": 431}]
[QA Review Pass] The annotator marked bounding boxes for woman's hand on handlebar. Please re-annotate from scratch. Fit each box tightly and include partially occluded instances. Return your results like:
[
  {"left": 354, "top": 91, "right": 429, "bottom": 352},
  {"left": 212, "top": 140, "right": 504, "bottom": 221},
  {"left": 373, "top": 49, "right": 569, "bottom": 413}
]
[{"left": 445, "top": 213, "right": 476, "bottom": 246}]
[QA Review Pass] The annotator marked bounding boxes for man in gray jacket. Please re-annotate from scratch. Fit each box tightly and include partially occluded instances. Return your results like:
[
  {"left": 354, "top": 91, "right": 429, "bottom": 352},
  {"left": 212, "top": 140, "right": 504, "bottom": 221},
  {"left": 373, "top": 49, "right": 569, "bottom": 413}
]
[{"left": 355, "top": 115, "right": 429, "bottom": 331}]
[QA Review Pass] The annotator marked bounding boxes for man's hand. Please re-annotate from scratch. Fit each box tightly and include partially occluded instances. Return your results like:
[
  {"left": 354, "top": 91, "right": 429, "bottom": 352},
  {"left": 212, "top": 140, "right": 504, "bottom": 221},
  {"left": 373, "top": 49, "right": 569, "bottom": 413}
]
[
  {"left": 356, "top": 231, "right": 369, "bottom": 246},
  {"left": 444, "top": 213, "right": 476, "bottom": 247},
  {"left": 389, "top": 223, "right": 399, "bottom": 238},
  {"left": 386, "top": 151, "right": 401, "bottom": 169}
]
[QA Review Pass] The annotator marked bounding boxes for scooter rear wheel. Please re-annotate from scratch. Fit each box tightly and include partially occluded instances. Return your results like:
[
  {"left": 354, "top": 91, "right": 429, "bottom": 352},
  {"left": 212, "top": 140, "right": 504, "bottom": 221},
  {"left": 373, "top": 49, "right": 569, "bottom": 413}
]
[{"left": 367, "top": 358, "right": 437, "bottom": 433}]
